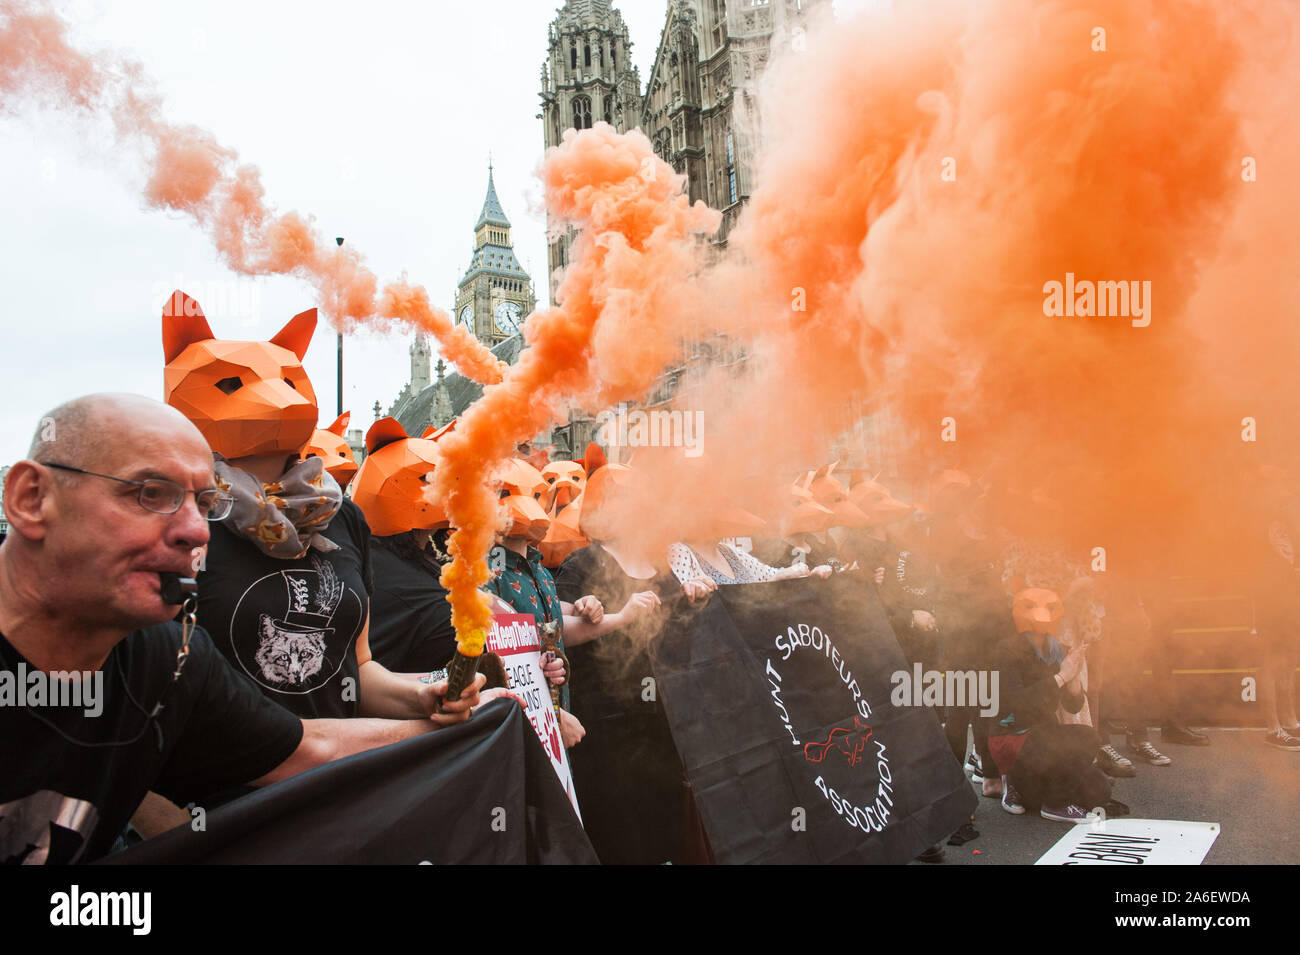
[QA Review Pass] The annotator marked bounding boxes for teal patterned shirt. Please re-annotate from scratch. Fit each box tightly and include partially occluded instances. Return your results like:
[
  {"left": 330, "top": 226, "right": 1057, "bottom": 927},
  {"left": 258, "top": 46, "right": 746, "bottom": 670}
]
[{"left": 486, "top": 545, "right": 569, "bottom": 711}]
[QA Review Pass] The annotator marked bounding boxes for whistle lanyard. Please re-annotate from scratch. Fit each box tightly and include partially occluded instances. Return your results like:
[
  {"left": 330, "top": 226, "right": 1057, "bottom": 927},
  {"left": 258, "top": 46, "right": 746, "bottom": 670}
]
[{"left": 1, "top": 596, "right": 197, "bottom": 751}]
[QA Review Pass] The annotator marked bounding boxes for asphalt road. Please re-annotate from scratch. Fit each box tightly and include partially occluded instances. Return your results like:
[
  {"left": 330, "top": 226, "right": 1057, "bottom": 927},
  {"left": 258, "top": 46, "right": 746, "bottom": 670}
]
[{"left": 914, "top": 729, "right": 1299, "bottom": 865}]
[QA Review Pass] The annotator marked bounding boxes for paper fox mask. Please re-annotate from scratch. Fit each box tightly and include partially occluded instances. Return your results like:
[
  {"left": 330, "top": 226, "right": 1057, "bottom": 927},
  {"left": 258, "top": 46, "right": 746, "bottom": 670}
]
[
  {"left": 300, "top": 412, "right": 359, "bottom": 487},
  {"left": 848, "top": 475, "right": 914, "bottom": 528},
  {"left": 351, "top": 417, "right": 447, "bottom": 537},
  {"left": 542, "top": 461, "right": 587, "bottom": 513},
  {"left": 1012, "top": 588, "right": 1065, "bottom": 636},
  {"left": 163, "top": 290, "right": 318, "bottom": 459},
  {"left": 499, "top": 459, "right": 551, "bottom": 544},
  {"left": 775, "top": 481, "right": 836, "bottom": 537},
  {"left": 804, "top": 464, "right": 873, "bottom": 529}
]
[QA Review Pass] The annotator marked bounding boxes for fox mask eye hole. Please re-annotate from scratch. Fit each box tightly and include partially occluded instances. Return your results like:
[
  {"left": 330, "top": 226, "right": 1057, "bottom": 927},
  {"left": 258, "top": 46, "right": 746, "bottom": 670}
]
[
  {"left": 216, "top": 376, "right": 243, "bottom": 395},
  {"left": 499, "top": 489, "right": 512, "bottom": 499},
  {"left": 283, "top": 377, "right": 296, "bottom": 390}
]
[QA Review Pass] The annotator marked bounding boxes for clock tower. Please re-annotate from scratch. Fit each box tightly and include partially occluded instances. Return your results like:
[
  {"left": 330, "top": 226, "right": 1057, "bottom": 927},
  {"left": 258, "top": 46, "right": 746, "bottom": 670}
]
[{"left": 454, "top": 165, "right": 536, "bottom": 346}]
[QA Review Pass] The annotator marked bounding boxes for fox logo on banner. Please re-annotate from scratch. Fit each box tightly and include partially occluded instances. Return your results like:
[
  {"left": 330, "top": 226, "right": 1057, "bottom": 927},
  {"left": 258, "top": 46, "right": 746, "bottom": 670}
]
[{"left": 653, "top": 574, "right": 976, "bottom": 864}]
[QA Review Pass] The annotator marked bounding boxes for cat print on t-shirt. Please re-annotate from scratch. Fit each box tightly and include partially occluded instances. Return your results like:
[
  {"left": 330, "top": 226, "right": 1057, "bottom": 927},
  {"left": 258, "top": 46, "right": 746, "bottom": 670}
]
[{"left": 229, "top": 554, "right": 361, "bottom": 695}]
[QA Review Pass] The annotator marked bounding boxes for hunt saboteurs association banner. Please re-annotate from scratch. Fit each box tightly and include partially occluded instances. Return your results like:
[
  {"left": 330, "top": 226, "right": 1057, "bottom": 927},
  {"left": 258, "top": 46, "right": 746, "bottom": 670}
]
[{"left": 654, "top": 574, "right": 976, "bottom": 864}]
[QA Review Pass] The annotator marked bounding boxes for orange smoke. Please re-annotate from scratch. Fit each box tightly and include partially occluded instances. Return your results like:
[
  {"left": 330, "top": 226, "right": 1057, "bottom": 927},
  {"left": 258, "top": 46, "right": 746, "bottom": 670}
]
[
  {"left": 0, "top": 0, "right": 500, "bottom": 381},
  {"left": 607, "top": 0, "right": 1300, "bottom": 573},
  {"left": 432, "top": 123, "right": 718, "bottom": 652}
]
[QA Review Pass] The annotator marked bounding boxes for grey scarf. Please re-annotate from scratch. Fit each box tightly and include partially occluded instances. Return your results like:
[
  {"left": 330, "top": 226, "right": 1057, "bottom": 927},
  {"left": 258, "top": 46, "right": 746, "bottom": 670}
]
[{"left": 213, "top": 455, "right": 343, "bottom": 559}]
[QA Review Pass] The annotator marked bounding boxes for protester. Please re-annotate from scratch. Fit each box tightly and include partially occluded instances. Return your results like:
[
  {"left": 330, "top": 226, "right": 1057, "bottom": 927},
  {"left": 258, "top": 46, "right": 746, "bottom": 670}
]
[
  {"left": 1091, "top": 572, "right": 1176, "bottom": 767},
  {"left": 162, "top": 303, "right": 477, "bottom": 727},
  {"left": 989, "top": 587, "right": 1121, "bottom": 822},
  {"left": 0, "top": 395, "right": 487, "bottom": 864},
  {"left": 1241, "top": 465, "right": 1300, "bottom": 750},
  {"left": 928, "top": 478, "right": 1006, "bottom": 798},
  {"left": 997, "top": 487, "right": 1129, "bottom": 784},
  {"left": 669, "top": 538, "right": 818, "bottom": 586},
  {"left": 486, "top": 457, "right": 632, "bottom": 748},
  {"left": 350, "top": 418, "right": 552, "bottom": 691},
  {"left": 552, "top": 464, "right": 689, "bottom": 864}
]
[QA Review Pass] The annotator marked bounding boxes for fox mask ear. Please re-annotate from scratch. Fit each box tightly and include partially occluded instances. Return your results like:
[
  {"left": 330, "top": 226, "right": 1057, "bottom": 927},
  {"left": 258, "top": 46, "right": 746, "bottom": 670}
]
[
  {"left": 270, "top": 308, "right": 318, "bottom": 360},
  {"left": 161, "top": 290, "right": 216, "bottom": 363},
  {"left": 580, "top": 442, "right": 607, "bottom": 475},
  {"left": 366, "top": 416, "right": 410, "bottom": 455},
  {"left": 327, "top": 412, "right": 350, "bottom": 436}
]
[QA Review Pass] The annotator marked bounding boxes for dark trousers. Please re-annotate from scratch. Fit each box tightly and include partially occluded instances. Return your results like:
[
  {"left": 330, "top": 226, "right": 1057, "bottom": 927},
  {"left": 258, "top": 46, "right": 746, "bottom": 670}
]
[
  {"left": 1010, "top": 724, "right": 1112, "bottom": 811},
  {"left": 945, "top": 706, "right": 996, "bottom": 772}
]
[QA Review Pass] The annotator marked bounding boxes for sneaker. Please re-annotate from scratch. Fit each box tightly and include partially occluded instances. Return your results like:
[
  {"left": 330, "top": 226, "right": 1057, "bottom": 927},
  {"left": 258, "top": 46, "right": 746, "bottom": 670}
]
[
  {"left": 1129, "top": 738, "right": 1172, "bottom": 766},
  {"left": 966, "top": 752, "right": 984, "bottom": 779},
  {"left": 981, "top": 775, "right": 1004, "bottom": 798},
  {"left": 1096, "top": 743, "right": 1137, "bottom": 777},
  {"left": 1264, "top": 728, "right": 1300, "bottom": 751},
  {"left": 1040, "top": 804, "right": 1090, "bottom": 823},
  {"left": 916, "top": 843, "right": 946, "bottom": 863},
  {"left": 1001, "top": 777, "right": 1025, "bottom": 815},
  {"left": 1161, "top": 723, "right": 1210, "bottom": 746}
]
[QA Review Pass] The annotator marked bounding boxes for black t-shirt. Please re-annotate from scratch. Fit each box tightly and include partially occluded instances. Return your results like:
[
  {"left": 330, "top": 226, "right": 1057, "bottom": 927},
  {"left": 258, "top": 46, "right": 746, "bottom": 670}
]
[
  {"left": 197, "top": 498, "right": 373, "bottom": 719},
  {"left": 368, "top": 545, "right": 456, "bottom": 673},
  {"left": 0, "top": 624, "right": 302, "bottom": 864}
]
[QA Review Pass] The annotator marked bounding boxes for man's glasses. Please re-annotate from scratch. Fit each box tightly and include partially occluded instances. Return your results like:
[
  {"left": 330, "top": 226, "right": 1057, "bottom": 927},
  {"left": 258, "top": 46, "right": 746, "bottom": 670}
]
[{"left": 42, "top": 462, "right": 236, "bottom": 521}]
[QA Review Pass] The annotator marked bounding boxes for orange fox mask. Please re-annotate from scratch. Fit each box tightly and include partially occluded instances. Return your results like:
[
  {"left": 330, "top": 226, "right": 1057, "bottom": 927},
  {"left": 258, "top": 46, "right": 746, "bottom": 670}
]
[
  {"left": 803, "top": 464, "right": 873, "bottom": 529},
  {"left": 499, "top": 459, "right": 551, "bottom": 544},
  {"left": 847, "top": 476, "right": 914, "bottom": 528},
  {"left": 163, "top": 290, "right": 318, "bottom": 459},
  {"left": 542, "top": 461, "right": 587, "bottom": 513},
  {"left": 351, "top": 417, "right": 447, "bottom": 537},
  {"left": 300, "top": 412, "right": 359, "bottom": 487},
  {"left": 1012, "top": 588, "right": 1065, "bottom": 636}
]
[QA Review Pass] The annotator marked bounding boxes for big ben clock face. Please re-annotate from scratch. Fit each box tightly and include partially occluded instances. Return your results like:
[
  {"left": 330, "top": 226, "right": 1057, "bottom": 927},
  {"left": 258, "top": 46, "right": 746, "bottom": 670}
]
[
  {"left": 494, "top": 301, "right": 523, "bottom": 336},
  {"left": 459, "top": 305, "right": 474, "bottom": 330}
]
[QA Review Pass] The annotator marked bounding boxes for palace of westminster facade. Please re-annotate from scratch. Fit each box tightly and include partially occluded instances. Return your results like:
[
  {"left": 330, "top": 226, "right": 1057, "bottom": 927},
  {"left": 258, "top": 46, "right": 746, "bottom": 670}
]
[{"left": 383, "top": 1, "right": 874, "bottom": 465}]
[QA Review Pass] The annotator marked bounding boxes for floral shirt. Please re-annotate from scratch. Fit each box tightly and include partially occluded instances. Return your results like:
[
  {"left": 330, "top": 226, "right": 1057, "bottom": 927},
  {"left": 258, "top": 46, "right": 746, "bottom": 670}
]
[{"left": 486, "top": 545, "right": 569, "bottom": 710}]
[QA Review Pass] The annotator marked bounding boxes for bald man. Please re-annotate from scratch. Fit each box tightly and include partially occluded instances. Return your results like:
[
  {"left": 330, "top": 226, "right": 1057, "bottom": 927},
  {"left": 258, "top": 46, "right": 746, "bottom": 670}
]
[{"left": 0, "top": 394, "right": 487, "bottom": 864}]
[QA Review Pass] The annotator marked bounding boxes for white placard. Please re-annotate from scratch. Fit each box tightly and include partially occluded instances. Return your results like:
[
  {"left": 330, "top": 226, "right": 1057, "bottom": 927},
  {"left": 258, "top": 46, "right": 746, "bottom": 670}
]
[
  {"left": 1035, "top": 818, "right": 1220, "bottom": 865},
  {"left": 487, "top": 613, "right": 581, "bottom": 821}
]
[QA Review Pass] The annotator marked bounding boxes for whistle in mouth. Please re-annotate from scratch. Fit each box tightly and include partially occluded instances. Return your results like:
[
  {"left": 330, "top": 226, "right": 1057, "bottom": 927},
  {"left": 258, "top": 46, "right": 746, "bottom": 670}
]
[{"left": 160, "top": 573, "right": 198, "bottom": 605}]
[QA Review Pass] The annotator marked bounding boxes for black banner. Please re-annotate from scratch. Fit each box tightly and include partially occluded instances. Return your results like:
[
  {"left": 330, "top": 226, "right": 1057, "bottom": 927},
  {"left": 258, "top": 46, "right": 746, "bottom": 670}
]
[
  {"left": 99, "top": 699, "right": 596, "bottom": 864},
  {"left": 654, "top": 574, "right": 976, "bottom": 864}
]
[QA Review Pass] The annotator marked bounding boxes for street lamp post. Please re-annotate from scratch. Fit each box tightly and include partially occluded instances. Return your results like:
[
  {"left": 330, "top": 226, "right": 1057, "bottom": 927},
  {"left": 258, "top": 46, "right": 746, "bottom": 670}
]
[{"left": 335, "top": 236, "right": 344, "bottom": 418}]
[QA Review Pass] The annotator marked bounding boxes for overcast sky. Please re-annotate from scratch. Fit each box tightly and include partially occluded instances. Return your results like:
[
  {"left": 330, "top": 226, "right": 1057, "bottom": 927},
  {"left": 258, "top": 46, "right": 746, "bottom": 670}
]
[{"left": 0, "top": 0, "right": 873, "bottom": 466}]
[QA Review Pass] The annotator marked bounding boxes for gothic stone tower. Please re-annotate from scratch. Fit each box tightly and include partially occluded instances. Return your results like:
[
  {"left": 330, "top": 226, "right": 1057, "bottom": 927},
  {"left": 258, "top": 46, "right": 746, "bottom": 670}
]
[
  {"left": 643, "top": 0, "right": 828, "bottom": 245},
  {"left": 454, "top": 166, "right": 536, "bottom": 347},
  {"left": 540, "top": 0, "right": 644, "bottom": 306}
]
